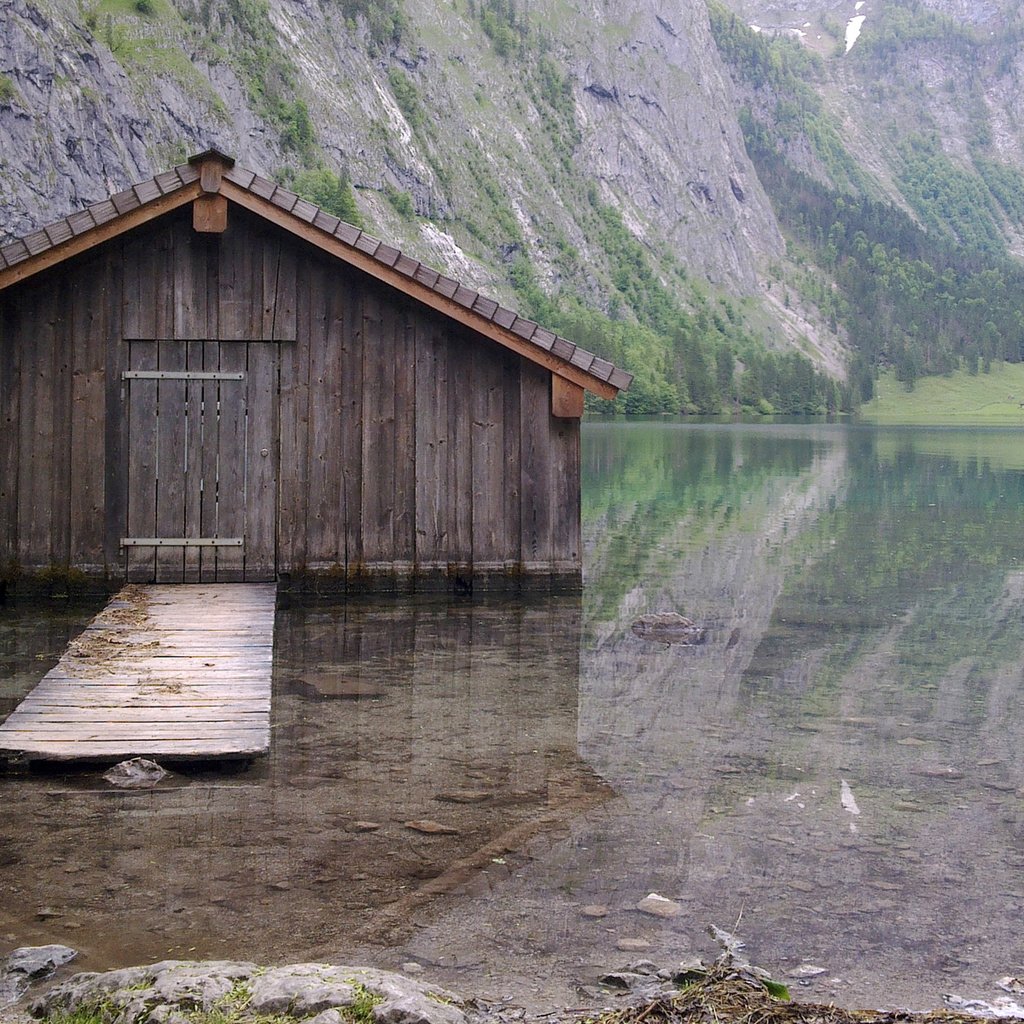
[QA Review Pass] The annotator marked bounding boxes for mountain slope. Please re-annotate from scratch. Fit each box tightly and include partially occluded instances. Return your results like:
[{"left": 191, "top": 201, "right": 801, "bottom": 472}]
[
  {"left": 6, "top": 0, "right": 1024, "bottom": 408},
  {"left": 0, "top": 0, "right": 781, "bottom": 299}
]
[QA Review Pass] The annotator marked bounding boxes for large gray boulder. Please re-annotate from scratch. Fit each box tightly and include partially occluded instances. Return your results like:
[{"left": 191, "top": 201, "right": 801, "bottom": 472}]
[{"left": 33, "top": 961, "right": 468, "bottom": 1024}]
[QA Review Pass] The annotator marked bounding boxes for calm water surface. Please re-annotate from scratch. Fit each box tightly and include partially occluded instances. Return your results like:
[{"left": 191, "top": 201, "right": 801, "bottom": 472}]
[{"left": 1, "top": 422, "right": 1022, "bottom": 1011}]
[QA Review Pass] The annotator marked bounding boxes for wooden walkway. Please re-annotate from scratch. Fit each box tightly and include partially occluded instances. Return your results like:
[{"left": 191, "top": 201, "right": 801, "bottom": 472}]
[{"left": 0, "top": 584, "right": 275, "bottom": 762}]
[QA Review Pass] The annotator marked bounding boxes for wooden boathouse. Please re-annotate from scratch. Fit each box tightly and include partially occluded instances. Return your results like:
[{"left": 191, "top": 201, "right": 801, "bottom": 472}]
[{"left": 0, "top": 150, "right": 630, "bottom": 595}]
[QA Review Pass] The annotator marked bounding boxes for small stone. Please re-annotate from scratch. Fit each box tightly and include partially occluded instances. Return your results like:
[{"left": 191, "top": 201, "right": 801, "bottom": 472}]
[
  {"left": 600, "top": 972, "right": 643, "bottom": 990},
  {"left": 402, "top": 963, "right": 425, "bottom": 975},
  {"left": 636, "top": 893, "right": 682, "bottom": 918},
  {"left": 787, "top": 965, "right": 827, "bottom": 978},
  {"left": 627, "top": 961, "right": 660, "bottom": 976},
  {"left": 404, "top": 820, "right": 458, "bottom": 835},
  {"left": 616, "top": 938, "right": 651, "bottom": 952},
  {"left": 35, "top": 908, "right": 62, "bottom": 921},
  {"left": 351, "top": 822, "right": 382, "bottom": 832},
  {"left": 436, "top": 791, "right": 492, "bottom": 804},
  {"left": 268, "top": 881, "right": 292, "bottom": 891},
  {"left": 581, "top": 905, "right": 609, "bottom": 919}
]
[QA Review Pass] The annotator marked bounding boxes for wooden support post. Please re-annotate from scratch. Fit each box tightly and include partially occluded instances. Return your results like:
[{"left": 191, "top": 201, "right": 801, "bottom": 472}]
[
  {"left": 193, "top": 195, "right": 228, "bottom": 234},
  {"left": 551, "top": 374, "right": 584, "bottom": 418}
]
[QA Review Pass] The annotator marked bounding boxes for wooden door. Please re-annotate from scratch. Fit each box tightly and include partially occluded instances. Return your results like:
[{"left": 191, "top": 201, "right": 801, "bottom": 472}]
[{"left": 122, "top": 341, "right": 279, "bottom": 583}]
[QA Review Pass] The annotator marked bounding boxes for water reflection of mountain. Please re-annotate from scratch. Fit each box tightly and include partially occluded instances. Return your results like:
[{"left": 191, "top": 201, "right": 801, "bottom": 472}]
[
  {"left": 579, "top": 422, "right": 848, "bottom": 784},
  {"left": 569, "top": 423, "right": 1024, "bottom": 1011},
  {"left": 395, "top": 424, "right": 1024, "bottom": 1013}
]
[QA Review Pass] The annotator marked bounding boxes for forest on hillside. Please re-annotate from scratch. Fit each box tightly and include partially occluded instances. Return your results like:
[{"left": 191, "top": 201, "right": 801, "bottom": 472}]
[{"left": 708, "top": 0, "right": 1024, "bottom": 399}]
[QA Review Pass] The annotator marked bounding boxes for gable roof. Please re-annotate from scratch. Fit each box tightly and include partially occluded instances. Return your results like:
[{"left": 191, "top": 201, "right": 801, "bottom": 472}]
[{"left": 0, "top": 150, "right": 631, "bottom": 400}]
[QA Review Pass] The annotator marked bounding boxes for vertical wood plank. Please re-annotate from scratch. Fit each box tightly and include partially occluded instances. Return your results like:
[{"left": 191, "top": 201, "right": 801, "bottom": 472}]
[
  {"left": 125, "top": 341, "right": 158, "bottom": 582},
  {"left": 502, "top": 349, "right": 522, "bottom": 569},
  {"left": 360, "top": 286, "right": 394, "bottom": 563},
  {"left": 124, "top": 231, "right": 162, "bottom": 577},
  {"left": 199, "top": 237, "right": 221, "bottom": 581},
  {"left": 173, "top": 215, "right": 210, "bottom": 341},
  {"left": 183, "top": 235, "right": 212, "bottom": 582},
  {"left": 69, "top": 256, "right": 108, "bottom": 571},
  {"left": 393, "top": 299, "right": 416, "bottom": 565},
  {"left": 154, "top": 352, "right": 186, "bottom": 583},
  {"left": 182, "top": 375, "right": 203, "bottom": 582},
  {"left": 0, "top": 295, "right": 18, "bottom": 573},
  {"left": 219, "top": 213, "right": 251, "bottom": 339},
  {"left": 519, "top": 362, "right": 555, "bottom": 569},
  {"left": 263, "top": 234, "right": 297, "bottom": 341},
  {"left": 215, "top": 227, "right": 254, "bottom": 581},
  {"left": 198, "top": 342, "right": 220, "bottom": 581},
  {"left": 471, "top": 341, "right": 505, "bottom": 566},
  {"left": 17, "top": 285, "right": 54, "bottom": 571},
  {"left": 152, "top": 226, "right": 183, "bottom": 581},
  {"left": 551, "top": 416, "right": 581, "bottom": 569},
  {"left": 135, "top": 226, "right": 160, "bottom": 340},
  {"left": 339, "top": 274, "right": 363, "bottom": 572},
  {"left": 414, "top": 320, "right": 448, "bottom": 567},
  {"left": 304, "top": 260, "right": 339, "bottom": 567},
  {"left": 103, "top": 246, "right": 128, "bottom": 577},
  {"left": 245, "top": 342, "right": 278, "bottom": 581},
  {"left": 278, "top": 267, "right": 310, "bottom": 573},
  {"left": 49, "top": 270, "right": 73, "bottom": 570},
  {"left": 120, "top": 231, "right": 145, "bottom": 340},
  {"left": 215, "top": 351, "right": 247, "bottom": 581},
  {"left": 447, "top": 328, "right": 474, "bottom": 570}
]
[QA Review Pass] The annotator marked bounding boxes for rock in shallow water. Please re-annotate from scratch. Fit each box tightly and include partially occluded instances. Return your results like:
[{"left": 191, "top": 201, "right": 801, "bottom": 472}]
[
  {"left": 0, "top": 945, "right": 77, "bottom": 1006},
  {"left": 630, "top": 613, "right": 707, "bottom": 645},
  {"left": 102, "top": 758, "right": 170, "bottom": 789}
]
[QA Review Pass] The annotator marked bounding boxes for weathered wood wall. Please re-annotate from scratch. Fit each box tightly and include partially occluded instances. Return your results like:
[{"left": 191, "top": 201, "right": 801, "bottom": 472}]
[{"left": 0, "top": 205, "right": 581, "bottom": 592}]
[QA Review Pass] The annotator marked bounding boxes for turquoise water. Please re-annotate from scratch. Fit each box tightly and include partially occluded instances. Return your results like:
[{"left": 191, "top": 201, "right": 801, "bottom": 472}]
[{"left": 1, "top": 422, "right": 1022, "bottom": 1012}]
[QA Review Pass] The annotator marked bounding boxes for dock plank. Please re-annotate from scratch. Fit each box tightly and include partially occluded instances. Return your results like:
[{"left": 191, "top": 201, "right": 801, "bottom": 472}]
[{"left": 0, "top": 583, "right": 276, "bottom": 762}]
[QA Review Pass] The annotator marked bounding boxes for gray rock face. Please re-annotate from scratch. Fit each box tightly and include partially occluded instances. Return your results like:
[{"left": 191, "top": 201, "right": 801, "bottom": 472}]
[
  {"left": 567, "top": 0, "right": 782, "bottom": 290},
  {"left": 34, "top": 961, "right": 467, "bottom": 1024},
  {"left": 0, "top": 0, "right": 782, "bottom": 304}
]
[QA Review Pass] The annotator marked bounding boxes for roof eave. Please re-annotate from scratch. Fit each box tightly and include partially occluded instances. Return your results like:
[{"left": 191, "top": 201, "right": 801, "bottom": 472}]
[{"left": 0, "top": 173, "right": 202, "bottom": 293}]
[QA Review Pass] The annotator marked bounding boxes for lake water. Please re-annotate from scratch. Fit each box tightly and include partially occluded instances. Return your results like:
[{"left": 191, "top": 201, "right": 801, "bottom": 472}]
[{"left": 1, "top": 421, "right": 1023, "bottom": 1012}]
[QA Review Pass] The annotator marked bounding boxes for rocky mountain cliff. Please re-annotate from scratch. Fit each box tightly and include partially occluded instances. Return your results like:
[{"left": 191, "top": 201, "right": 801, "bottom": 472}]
[{"left": 0, "top": 0, "right": 781, "bottom": 304}]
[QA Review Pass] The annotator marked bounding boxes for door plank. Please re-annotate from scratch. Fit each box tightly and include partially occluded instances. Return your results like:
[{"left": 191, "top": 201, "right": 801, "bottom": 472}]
[
  {"left": 155, "top": 345, "right": 186, "bottom": 582},
  {"left": 69, "top": 255, "right": 107, "bottom": 571},
  {"left": 245, "top": 342, "right": 278, "bottom": 581},
  {"left": 126, "top": 341, "right": 159, "bottom": 582}
]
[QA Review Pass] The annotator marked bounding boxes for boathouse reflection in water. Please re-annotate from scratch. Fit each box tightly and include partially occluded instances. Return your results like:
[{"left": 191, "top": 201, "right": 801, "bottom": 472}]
[{"left": 0, "top": 594, "right": 608, "bottom": 973}]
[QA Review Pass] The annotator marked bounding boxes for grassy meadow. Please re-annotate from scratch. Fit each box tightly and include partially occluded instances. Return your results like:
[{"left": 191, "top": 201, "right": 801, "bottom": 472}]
[{"left": 859, "top": 366, "right": 1024, "bottom": 424}]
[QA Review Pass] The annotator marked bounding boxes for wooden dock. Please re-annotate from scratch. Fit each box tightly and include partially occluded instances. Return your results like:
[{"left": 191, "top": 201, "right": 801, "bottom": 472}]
[{"left": 0, "top": 584, "right": 275, "bottom": 762}]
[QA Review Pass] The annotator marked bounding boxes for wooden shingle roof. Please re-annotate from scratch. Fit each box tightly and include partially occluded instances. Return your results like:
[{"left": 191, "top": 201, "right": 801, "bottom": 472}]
[{"left": 0, "top": 151, "right": 632, "bottom": 398}]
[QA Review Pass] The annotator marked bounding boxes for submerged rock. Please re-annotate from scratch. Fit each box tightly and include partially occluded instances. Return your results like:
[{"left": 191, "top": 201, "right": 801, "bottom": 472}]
[{"left": 630, "top": 613, "right": 707, "bottom": 645}]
